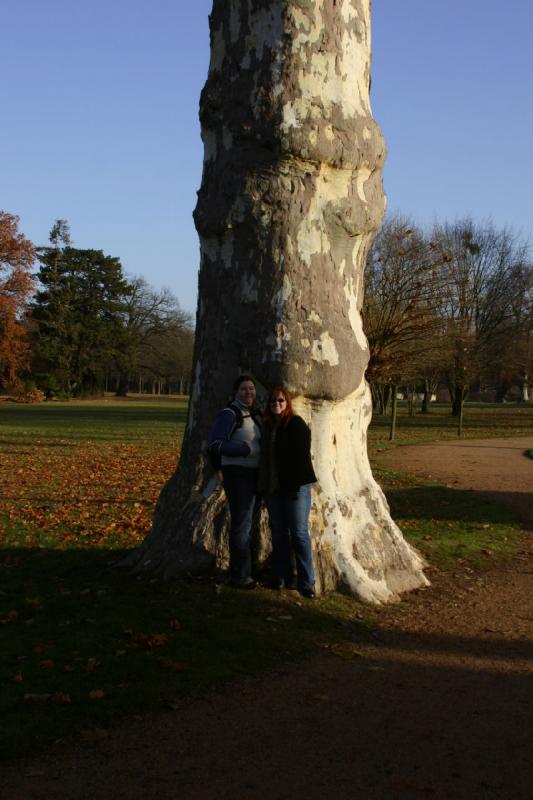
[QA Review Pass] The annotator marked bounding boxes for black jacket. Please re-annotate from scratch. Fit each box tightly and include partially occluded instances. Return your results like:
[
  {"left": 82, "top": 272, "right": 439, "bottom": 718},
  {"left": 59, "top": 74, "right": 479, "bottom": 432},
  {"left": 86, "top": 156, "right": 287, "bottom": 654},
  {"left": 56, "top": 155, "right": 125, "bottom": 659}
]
[{"left": 274, "top": 415, "right": 317, "bottom": 492}]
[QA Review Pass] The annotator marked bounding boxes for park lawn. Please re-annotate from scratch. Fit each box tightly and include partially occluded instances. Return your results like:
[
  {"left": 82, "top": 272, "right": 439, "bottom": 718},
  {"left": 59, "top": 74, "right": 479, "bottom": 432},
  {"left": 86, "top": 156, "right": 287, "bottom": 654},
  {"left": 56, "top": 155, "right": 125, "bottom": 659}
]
[{"left": 0, "top": 398, "right": 530, "bottom": 758}]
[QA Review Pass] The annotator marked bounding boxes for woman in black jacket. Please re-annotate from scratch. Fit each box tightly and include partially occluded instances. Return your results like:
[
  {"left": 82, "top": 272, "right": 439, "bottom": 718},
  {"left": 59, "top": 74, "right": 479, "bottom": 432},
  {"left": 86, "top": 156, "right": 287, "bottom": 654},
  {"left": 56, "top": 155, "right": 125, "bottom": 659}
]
[{"left": 259, "top": 386, "right": 317, "bottom": 598}]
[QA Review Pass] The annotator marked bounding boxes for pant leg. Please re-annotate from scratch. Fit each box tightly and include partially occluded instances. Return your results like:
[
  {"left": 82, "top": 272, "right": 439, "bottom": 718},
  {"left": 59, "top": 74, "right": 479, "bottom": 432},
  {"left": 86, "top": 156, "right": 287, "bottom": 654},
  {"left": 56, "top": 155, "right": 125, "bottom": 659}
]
[
  {"left": 222, "top": 468, "right": 257, "bottom": 582},
  {"left": 265, "top": 492, "right": 292, "bottom": 584},
  {"left": 284, "top": 484, "right": 315, "bottom": 591}
]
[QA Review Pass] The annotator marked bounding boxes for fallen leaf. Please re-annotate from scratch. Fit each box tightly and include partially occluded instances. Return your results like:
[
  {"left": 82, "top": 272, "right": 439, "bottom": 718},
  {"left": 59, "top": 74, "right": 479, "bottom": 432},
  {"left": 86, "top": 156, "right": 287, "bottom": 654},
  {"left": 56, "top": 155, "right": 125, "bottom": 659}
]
[
  {"left": 157, "top": 657, "right": 190, "bottom": 672},
  {"left": 9, "top": 672, "right": 23, "bottom": 683},
  {"left": 86, "top": 657, "right": 99, "bottom": 672},
  {"left": 24, "top": 693, "right": 52, "bottom": 701},
  {"left": 33, "top": 643, "right": 52, "bottom": 655},
  {"left": 80, "top": 727, "right": 110, "bottom": 742},
  {"left": 88, "top": 689, "right": 105, "bottom": 700},
  {"left": 330, "top": 643, "right": 364, "bottom": 660}
]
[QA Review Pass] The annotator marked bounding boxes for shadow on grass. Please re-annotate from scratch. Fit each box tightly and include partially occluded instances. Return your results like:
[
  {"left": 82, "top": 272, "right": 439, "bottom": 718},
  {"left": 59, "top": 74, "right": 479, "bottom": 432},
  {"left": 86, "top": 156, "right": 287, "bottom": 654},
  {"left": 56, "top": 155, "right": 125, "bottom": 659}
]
[
  {"left": 0, "top": 547, "right": 362, "bottom": 760},
  {"left": 385, "top": 484, "right": 533, "bottom": 532}
]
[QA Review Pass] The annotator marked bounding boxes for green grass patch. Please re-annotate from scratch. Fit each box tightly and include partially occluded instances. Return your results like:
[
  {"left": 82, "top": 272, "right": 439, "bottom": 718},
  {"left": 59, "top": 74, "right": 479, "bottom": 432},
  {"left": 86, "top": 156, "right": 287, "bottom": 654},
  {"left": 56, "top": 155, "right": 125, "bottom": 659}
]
[
  {"left": 0, "top": 397, "right": 188, "bottom": 444},
  {"left": 374, "top": 465, "right": 522, "bottom": 567}
]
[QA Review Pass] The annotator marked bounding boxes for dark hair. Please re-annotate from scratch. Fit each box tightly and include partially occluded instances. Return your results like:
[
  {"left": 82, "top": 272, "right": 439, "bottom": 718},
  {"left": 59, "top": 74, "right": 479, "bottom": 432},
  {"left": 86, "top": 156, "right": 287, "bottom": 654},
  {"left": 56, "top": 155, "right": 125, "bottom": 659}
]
[
  {"left": 232, "top": 374, "right": 256, "bottom": 393},
  {"left": 263, "top": 386, "right": 294, "bottom": 428}
]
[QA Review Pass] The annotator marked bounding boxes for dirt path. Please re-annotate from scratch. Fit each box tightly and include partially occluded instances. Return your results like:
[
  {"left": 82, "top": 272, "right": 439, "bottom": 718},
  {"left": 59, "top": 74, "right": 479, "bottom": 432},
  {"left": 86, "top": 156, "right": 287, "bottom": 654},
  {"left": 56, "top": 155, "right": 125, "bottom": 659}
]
[
  {"left": 1, "top": 440, "right": 532, "bottom": 800},
  {"left": 378, "top": 436, "right": 533, "bottom": 528}
]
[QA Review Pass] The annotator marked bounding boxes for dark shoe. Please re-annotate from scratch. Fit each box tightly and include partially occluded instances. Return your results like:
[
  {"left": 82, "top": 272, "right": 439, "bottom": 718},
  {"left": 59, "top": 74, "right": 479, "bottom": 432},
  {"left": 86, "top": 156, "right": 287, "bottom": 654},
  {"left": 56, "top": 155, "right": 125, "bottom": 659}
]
[
  {"left": 269, "top": 579, "right": 284, "bottom": 590},
  {"left": 228, "top": 578, "right": 257, "bottom": 590},
  {"left": 299, "top": 588, "right": 316, "bottom": 599}
]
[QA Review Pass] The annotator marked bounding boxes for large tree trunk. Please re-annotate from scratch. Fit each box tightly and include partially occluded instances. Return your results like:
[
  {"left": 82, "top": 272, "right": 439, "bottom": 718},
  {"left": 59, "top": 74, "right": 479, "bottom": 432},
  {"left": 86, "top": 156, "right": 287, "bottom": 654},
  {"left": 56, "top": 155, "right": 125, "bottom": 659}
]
[{"left": 126, "top": 0, "right": 427, "bottom": 602}]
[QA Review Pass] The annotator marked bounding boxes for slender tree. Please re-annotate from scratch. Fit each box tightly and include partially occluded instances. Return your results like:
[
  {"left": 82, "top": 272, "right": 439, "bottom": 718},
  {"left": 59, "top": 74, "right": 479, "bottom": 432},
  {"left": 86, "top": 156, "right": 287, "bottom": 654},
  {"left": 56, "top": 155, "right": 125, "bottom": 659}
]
[
  {"left": 127, "top": 0, "right": 427, "bottom": 602},
  {"left": 0, "top": 212, "right": 35, "bottom": 390}
]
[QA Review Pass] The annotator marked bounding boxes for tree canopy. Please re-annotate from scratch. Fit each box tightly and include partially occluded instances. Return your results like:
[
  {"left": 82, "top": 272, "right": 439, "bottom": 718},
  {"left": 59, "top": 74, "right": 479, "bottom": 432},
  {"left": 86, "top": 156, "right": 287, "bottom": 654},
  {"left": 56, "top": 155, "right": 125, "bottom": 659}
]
[{"left": 0, "top": 211, "right": 35, "bottom": 389}]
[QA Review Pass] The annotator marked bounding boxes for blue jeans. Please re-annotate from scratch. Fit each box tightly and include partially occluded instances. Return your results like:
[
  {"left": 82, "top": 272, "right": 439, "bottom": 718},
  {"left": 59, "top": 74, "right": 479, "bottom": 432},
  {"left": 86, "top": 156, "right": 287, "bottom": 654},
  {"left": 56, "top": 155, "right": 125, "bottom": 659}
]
[
  {"left": 265, "top": 484, "right": 315, "bottom": 591},
  {"left": 222, "top": 467, "right": 258, "bottom": 583}
]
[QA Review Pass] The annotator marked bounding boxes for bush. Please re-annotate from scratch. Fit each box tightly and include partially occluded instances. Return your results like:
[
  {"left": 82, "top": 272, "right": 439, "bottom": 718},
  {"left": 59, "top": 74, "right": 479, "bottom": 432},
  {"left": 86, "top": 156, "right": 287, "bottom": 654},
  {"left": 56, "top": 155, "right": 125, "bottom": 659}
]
[{"left": 13, "top": 386, "right": 46, "bottom": 403}]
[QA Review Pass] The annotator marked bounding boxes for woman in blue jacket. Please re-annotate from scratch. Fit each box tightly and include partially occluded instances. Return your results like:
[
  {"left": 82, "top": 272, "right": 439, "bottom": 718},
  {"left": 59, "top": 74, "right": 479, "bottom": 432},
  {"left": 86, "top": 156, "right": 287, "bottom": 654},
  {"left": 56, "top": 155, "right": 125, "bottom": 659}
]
[{"left": 208, "top": 375, "right": 262, "bottom": 589}]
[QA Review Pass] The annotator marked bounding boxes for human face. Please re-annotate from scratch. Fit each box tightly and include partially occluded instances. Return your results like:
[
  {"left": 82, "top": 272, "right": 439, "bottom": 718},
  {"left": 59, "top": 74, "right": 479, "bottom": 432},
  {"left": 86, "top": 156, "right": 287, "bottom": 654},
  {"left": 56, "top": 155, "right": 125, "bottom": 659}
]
[
  {"left": 236, "top": 380, "right": 256, "bottom": 408},
  {"left": 269, "top": 393, "right": 287, "bottom": 416}
]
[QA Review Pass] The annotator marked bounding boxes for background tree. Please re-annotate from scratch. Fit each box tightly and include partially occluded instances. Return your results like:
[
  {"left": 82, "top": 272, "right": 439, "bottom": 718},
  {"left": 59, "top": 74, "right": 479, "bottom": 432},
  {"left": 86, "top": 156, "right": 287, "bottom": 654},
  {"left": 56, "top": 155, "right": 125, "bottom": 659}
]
[
  {"left": 134, "top": 322, "right": 194, "bottom": 395},
  {"left": 482, "top": 261, "right": 533, "bottom": 401},
  {"left": 0, "top": 211, "right": 35, "bottom": 390},
  {"left": 33, "top": 227, "right": 130, "bottom": 396},
  {"left": 363, "top": 215, "right": 449, "bottom": 425},
  {"left": 434, "top": 219, "right": 529, "bottom": 420},
  {"left": 126, "top": 0, "right": 427, "bottom": 602},
  {"left": 114, "top": 276, "right": 193, "bottom": 396}
]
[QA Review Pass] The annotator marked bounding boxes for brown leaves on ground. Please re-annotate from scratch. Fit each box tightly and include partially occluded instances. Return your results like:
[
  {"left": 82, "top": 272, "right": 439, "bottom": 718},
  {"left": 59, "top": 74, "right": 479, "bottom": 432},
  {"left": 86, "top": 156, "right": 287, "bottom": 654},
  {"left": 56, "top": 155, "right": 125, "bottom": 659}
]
[
  {"left": 0, "top": 441, "right": 178, "bottom": 548},
  {"left": 123, "top": 629, "right": 169, "bottom": 651}
]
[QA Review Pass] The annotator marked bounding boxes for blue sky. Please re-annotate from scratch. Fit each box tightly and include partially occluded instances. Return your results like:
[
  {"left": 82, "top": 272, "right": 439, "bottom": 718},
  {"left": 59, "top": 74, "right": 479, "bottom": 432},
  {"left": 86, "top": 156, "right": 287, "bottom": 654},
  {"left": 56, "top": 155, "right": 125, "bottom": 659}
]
[{"left": 2, "top": 0, "right": 532, "bottom": 314}]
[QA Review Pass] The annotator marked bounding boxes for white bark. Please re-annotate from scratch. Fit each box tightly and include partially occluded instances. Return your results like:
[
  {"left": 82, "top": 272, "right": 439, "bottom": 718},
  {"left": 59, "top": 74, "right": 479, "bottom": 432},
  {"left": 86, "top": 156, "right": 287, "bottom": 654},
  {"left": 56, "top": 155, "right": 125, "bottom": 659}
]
[{"left": 296, "top": 381, "right": 428, "bottom": 601}]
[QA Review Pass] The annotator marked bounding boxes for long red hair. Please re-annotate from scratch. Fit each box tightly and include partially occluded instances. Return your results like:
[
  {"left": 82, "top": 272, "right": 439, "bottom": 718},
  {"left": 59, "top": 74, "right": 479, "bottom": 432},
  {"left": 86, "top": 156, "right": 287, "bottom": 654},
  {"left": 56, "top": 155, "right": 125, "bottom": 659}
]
[{"left": 263, "top": 386, "right": 294, "bottom": 428}]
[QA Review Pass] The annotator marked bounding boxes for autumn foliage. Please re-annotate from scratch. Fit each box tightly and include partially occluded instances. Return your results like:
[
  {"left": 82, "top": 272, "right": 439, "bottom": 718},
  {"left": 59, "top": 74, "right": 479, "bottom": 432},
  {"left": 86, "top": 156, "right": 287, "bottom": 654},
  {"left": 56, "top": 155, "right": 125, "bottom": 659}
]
[
  {"left": 0, "top": 211, "right": 35, "bottom": 389},
  {"left": 0, "top": 438, "right": 178, "bottom": 550}
]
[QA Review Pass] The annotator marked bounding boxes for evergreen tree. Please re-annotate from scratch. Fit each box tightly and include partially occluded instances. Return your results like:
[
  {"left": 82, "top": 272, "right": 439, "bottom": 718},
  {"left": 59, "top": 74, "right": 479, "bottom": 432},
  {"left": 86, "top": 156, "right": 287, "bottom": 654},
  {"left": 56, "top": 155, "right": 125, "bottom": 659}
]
[{"left": 33, "top": 230, "right": 130, "bottom": 396}]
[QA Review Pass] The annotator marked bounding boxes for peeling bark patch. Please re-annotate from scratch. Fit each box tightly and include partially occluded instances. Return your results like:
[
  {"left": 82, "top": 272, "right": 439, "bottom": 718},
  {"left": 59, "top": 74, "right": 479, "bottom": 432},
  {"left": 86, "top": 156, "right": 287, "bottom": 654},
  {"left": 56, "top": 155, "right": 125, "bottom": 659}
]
[{"left": 311, "top": 332, "right": 339, "bottom": 365}]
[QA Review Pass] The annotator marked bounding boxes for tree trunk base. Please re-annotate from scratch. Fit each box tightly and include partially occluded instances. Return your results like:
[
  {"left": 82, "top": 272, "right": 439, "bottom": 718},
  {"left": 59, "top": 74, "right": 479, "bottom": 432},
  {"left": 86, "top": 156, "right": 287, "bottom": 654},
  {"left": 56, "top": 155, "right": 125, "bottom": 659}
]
[{"left": 124, "top": 381, "right": 428, "bottom": 604}]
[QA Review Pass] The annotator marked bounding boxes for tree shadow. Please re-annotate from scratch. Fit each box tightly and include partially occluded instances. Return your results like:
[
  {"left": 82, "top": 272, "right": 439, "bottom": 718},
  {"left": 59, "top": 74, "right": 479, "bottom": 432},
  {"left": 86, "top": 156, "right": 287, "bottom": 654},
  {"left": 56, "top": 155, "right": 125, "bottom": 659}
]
[
  {"left": 385, "top": 484, "right": 533, "bottom": 531},
  {"left": 1, "top": 546, "right": 531, "bottom": 797}
]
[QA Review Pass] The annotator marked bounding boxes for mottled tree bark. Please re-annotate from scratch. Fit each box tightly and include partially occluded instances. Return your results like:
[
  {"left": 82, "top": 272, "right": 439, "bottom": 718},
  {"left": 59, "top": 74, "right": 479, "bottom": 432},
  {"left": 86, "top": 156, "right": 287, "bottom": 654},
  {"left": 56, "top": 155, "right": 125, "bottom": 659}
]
[{"left": 127, "top": 0, "right": 427, "bottom": 602}]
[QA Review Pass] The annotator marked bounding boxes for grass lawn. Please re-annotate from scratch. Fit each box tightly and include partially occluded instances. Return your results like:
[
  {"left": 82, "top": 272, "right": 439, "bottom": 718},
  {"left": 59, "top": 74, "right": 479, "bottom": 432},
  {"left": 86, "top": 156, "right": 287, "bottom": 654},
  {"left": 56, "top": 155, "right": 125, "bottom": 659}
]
[
  {"left": 0, "top": 397, "right": 531, "bottom": 759},
  {"left": 368, "top": 401, "right": 533, "bottom": 453}
]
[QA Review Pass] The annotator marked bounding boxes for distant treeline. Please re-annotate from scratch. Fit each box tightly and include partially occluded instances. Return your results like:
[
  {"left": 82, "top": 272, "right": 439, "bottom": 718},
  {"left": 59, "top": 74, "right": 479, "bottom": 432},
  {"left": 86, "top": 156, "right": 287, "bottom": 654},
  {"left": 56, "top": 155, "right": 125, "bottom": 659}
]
[
  {"left": 2, "top": 212, "right": 532, "bottom": 409},
  {"left": 0, "top": 214, "right": 194, "bottom": 399}
]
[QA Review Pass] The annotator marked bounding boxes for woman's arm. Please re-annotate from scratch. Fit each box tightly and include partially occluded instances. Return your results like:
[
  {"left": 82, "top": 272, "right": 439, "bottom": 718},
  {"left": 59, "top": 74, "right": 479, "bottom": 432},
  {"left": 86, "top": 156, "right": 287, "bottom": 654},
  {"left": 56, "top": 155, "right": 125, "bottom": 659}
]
[{"left": 208, "top": 409, "right": 250, "bottom": 459}]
